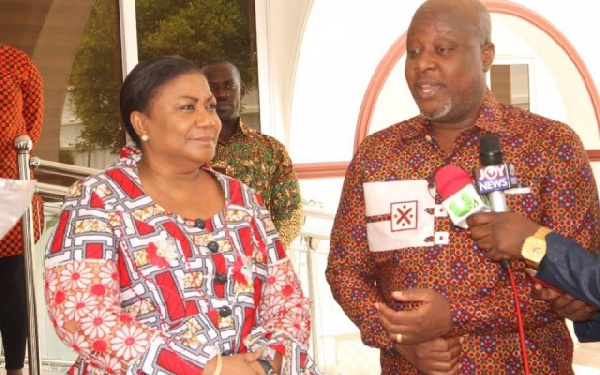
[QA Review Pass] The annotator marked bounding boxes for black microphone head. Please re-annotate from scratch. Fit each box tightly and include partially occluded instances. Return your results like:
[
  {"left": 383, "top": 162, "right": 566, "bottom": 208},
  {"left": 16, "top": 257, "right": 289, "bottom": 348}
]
[{"left": 480, "top": 134, "right": 503, "bottom": 166}]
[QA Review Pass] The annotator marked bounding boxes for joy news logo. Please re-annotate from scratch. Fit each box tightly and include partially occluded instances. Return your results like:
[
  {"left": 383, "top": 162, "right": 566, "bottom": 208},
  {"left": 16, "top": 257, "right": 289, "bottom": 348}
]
[{"left": 475, "top": 164, "right": 517, "bottom": 195}]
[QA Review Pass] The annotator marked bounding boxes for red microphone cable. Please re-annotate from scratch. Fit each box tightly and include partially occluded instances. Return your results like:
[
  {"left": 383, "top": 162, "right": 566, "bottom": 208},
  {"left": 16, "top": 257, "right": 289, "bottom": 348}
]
[
  {"left": 507, "top": 267, "right": 531, "bottom": 375},
  {"left": 436, "top": 163, "right": 532, "bottom": 374}
]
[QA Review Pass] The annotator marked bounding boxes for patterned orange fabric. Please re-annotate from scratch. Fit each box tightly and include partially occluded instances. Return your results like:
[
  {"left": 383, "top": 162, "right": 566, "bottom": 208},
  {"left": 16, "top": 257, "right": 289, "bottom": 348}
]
[
  {"left": 0, "top": 44, "right": 44, "bottom": 256},
  {"left": 327, "top": 91, "right": 600, "bottom": 374},
  {"left": 211, "top": 121, "right": 303, "bottom": 248}
]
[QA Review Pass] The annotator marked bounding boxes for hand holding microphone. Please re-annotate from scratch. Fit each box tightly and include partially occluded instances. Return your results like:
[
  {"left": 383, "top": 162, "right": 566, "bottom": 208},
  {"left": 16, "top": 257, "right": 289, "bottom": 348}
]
[{"left": 466, "top": 211, "right": 540, "bottom": 262}]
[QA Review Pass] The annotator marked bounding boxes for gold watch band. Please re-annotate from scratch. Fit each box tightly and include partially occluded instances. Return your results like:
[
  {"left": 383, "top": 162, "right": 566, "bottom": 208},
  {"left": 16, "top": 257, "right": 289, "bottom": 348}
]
[
  {"left": 521, "top": 226, "right": 553, "bottom": 268},
  {"left": 532, "top": 226, "right": 552, "bottom": 239}
]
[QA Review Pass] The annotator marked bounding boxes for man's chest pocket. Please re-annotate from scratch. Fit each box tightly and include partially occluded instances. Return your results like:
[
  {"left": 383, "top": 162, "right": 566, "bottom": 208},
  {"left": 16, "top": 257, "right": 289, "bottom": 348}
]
[
  {"left": 504, "top": 178, "right": 541, "bottom": 215},
  {"left": 363, "top": 180, "right": 436, "bottom": 252}
]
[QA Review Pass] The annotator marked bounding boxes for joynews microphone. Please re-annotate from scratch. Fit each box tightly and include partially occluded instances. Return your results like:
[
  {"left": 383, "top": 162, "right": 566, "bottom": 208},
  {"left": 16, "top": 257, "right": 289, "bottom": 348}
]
[
  {"left": 435, "top": 165, "right": 490, "bottom": 228},
  {"left": 476, "top": 134, "right": 517, "bottom": 211},
  {"left": 476, "top": 134, "right": 517, "bottom": 268}
]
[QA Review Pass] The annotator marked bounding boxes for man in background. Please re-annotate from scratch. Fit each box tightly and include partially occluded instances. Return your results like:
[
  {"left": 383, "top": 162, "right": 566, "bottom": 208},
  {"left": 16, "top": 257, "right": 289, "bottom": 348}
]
[
  {"left": 0, "top": 43, "right": 44, "bottom": 375},
  {"left": 202, "top": 60, "right": 303, "bottom": 248}
]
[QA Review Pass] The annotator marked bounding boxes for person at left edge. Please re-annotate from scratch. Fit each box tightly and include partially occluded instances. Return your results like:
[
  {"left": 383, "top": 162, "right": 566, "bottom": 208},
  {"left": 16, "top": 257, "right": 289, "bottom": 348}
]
[
  {"left": 43, "top": 56, "right": 320, "bottom": 375},
  {"left": 467, "top": 211, "right": 600, "bottom": 343},
  {"left": 0, "top": 43, "right": 45, "bottom": 375}
]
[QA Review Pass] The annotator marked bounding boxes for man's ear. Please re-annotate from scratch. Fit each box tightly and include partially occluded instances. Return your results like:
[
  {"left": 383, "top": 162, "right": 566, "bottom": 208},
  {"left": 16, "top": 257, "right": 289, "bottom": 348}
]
[
  {"left": 240, "top": 83, "right": 246, "bottom": 100},
  {"left": 130, "top": 111, "right": 147, "bottom": 137},
  {"left": 481, "top": 43, "right": 495, "bottom": 73}
]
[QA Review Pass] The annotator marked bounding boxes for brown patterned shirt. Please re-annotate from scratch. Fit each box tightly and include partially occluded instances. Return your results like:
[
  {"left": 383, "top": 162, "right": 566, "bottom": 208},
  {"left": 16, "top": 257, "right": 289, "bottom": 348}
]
[
  {"left": 0, "top": 45, "right": 44, "bottom": 256},
  {"left": 327, "top": 91, "right": 600, "bottom": 374},
  {"left": 211, "top": 121, "right": 302, "bottom": 248}
]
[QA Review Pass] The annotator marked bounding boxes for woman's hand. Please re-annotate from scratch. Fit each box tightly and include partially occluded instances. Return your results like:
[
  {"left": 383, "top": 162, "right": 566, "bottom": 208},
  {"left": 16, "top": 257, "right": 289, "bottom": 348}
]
[
  {"left": 205, "top": 351, "right": 263, "bottom": 375},
  {"left": 247, "top": 352, "right": 283, "bottom": 375}
]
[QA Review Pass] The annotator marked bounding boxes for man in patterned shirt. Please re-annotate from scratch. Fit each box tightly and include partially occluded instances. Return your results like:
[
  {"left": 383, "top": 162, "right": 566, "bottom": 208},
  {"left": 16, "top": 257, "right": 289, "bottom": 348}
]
[
  {"left": 202, "top": 60, "right": 303, "bottom": 248},
  {"left": 0, "top": 43, "right": 44, "bottom": 375},
  {"left": 326, "top": 0, "right": 600, "bottom": 374}
]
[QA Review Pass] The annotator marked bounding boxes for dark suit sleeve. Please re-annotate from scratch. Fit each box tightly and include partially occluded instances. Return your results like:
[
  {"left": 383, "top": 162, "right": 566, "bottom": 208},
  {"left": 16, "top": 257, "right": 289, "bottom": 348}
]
[
  {"left": 574, "top": 312, "right": 600, "bottom": 343},
  {"left": 536, "top": 232, "right": 600, "bottom": 307},
  {"left": 535, "top": 232, "right": 600, "bottom": 342}
]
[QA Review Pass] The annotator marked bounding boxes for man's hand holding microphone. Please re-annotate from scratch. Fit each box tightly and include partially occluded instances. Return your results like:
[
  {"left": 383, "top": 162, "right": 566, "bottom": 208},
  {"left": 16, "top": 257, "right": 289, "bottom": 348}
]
[{"left": 467, "top": 211, "right": 598, "bottom": 322}]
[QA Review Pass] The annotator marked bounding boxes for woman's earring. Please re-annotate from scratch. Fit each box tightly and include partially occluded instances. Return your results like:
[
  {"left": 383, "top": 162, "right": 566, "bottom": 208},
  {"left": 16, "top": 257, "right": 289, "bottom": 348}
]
[{"left": 140, "top": 134, "right": 149, "bottom": 142}]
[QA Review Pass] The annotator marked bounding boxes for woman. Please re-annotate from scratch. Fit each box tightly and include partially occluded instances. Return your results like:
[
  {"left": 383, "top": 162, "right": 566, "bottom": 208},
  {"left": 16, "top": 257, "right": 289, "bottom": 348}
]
[{"left": 44, "top": 56, "right": 319, "bottom": 375}]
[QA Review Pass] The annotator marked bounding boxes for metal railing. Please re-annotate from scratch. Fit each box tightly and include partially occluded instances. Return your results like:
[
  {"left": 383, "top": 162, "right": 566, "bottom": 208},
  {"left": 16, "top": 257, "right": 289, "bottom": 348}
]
[
  {"left": 14, "top": 135, "right": 42, "bottom": 375},
  {"left": 31, "top": 157, "right": 99, "bottom": 181}
]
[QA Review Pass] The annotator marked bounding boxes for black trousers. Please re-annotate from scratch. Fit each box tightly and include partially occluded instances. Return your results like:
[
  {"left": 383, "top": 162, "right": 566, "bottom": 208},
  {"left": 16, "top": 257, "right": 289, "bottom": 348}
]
[{"left": 0, "top": 254, "right": 27, "bottom": 370}]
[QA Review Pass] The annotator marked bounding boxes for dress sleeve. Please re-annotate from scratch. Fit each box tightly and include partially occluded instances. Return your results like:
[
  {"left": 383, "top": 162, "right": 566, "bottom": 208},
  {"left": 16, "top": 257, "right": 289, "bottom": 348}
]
[
  {"left": 266, "top": 140, "right": 303, "bottom": 247},
  {"left": 44, "top": 181, "right": 218, "bottom": 374},
  {"left": 244, "top": 195, "right": 320, "bottom": 375},
  {"left": 325, "top": 141, "right": 389, "bottom": 349}
]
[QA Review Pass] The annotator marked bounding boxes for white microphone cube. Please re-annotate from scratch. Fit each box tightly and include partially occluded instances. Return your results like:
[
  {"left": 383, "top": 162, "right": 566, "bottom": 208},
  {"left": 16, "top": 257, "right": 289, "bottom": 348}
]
[{"left": 441, "top": 184, "right": 490, "bottom": 228}]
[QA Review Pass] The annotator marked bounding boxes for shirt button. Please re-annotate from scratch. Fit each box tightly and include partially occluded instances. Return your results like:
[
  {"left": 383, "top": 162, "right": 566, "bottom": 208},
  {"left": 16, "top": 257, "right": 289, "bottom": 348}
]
[
  {"left": 214, "top": 273, "right": 227, "bottom": 284},
  {"left": 425, "top": 134, "right": 433, "bottom": 142},
  {"left": 219, "top": 306, "right": 232, "bottom": 317},
  {"left": 194, "top": 219, "right": 205, "bottom": 229},
  {"left": 208, "top": 241, "right": 220, "bottom": 253}
]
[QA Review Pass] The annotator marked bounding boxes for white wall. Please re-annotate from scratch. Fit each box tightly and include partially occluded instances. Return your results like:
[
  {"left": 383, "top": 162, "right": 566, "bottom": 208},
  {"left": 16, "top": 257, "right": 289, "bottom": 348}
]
[
  {"left": 255, "top": 0, "right": 314, "bottom": 144},
  {"left": 289, "top": 1, "right": 421, "bottom": 163}
]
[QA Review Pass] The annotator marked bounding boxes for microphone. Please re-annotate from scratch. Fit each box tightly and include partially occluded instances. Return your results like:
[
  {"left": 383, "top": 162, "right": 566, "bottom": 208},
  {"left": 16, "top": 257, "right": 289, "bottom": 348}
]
[
  {"left": 477, "top": 134, "right": 515, "bottom": 268},
  {"left": 435, "top": 165, "right": 490, "bottom": 228},
  {"left": 476, "top": 134, "right": 517, "bottom": 211}
]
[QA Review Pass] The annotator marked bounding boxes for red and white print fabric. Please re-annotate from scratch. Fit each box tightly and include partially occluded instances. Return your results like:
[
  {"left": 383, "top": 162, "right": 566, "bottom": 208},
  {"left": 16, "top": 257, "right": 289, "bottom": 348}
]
[{"left": 44, "top": 152, "right": 319, "bottom": 375}]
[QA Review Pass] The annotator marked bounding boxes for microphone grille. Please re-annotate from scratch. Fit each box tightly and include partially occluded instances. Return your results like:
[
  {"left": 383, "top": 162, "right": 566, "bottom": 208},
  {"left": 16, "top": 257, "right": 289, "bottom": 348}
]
[
  {"left": 434, "top": 165, "right": 472, "bottom": 200},
  {"left": 480, "top": 134, "right": 503, "bottom": 166}
]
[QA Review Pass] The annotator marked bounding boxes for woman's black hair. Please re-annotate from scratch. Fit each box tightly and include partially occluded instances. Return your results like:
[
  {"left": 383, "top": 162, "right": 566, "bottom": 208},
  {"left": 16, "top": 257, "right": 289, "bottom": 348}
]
[{"left": 120, "top": 55, "right": 202, "bottom": 147}]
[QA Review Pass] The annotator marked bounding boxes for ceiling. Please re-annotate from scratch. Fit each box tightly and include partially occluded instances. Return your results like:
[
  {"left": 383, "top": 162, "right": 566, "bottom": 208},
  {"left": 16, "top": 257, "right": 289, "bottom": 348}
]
[{"left": 1, "top": 0, "right": 53, "bottom": 55}]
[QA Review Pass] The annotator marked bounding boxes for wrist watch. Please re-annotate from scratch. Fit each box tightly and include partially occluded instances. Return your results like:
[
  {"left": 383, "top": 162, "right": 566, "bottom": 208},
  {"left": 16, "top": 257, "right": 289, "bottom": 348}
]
[
  {"left": 521, "top": 226, "right": 553, "bottom": 268},
  {"left": 258, "top": 359, "right": 276, "bottom": 375}
]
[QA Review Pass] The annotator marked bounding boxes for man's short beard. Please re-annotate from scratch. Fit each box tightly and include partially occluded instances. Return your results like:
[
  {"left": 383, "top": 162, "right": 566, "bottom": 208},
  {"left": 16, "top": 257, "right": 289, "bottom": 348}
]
[{"left": 421, "top": 97, "right": 452, "bottom": 121}]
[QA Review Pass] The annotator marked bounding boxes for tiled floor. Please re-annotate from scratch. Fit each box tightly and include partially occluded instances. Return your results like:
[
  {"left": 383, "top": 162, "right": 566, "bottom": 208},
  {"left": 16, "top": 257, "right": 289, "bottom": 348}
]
[
  {"left": 1, "top": 341, "right": 599, "bottom": 374},
  {"left": 0, "top": 365, "right": 69, "bottom": 375},
  {"left": 4, "top": 341, "right": 599, "bottom": 374},
  {"left": 573, "top": 341, "right": 600, "bottom": 373}
]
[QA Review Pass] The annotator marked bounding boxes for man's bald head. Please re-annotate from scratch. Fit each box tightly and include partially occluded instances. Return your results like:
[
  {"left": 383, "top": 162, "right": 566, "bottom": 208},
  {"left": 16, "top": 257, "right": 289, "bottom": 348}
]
[{"left": 410, "top": 0, "right": 492, "bottom": 45}]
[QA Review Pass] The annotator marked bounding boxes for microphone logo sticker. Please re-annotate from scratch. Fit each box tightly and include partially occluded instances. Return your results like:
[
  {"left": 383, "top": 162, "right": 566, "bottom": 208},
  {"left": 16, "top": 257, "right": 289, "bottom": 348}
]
[
  {"left": 390, "top": 201, "right": 418, "bottom": 232},
  {"left": 449, "top": 192, "right": 480, "bottom": 217}
]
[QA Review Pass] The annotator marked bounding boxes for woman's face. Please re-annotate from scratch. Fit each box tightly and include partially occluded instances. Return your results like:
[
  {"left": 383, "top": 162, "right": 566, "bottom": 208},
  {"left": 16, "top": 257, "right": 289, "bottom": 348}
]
[{"left": 135, "top": 73, "right": 222, "bottom": 170}]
